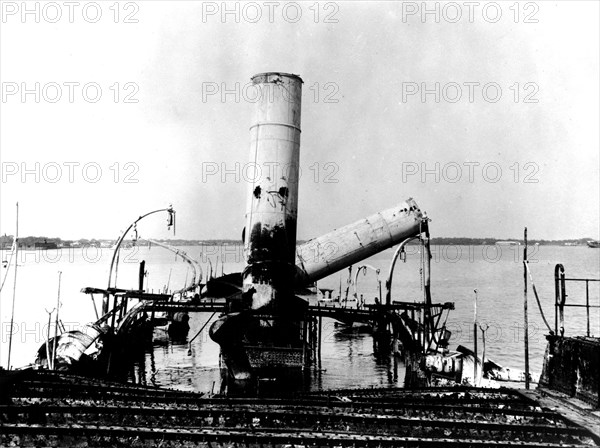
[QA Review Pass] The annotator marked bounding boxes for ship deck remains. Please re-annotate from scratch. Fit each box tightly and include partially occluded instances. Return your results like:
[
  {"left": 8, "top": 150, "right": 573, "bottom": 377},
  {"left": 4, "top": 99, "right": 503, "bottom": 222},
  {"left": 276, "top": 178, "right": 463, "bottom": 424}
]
[{"left": 1, "top": 370, "right": 599, "bottom": 447}]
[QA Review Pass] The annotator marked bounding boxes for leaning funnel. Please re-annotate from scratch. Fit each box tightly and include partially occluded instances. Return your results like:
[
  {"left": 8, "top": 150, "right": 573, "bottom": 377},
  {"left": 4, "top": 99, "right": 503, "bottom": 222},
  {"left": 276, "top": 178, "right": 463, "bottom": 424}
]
[
  {"left": 295, "top": 198, "right": 426, "bottom": 284},
  {"left": 243, "top": 73, "right": 303, "bottom": 310}
]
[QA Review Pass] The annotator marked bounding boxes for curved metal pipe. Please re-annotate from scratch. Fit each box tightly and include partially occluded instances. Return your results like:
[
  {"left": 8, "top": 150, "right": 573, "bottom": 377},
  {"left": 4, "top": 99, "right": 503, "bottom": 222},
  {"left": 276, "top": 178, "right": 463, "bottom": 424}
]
[
  {"left": 141, "top": 238, "right": 202, "bottom": 295},
  {"left": 353, "top": 264, "right": 381, "bottom": 300},
  {"left": 104, "top": 206, "right": 174, "bottom": 315},
  {"left": 385, "top": 236, "right": 419, "bottom": 305},
  {"left": 107, "top": 206, "right": 174, "bottom": 290}
]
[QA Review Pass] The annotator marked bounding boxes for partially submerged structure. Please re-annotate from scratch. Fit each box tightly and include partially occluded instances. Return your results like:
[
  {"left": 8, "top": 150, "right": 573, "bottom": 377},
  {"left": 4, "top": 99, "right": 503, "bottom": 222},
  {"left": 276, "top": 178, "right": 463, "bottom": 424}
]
[
  {"left": 2, "top": 71, "right": 599, "bottom": 444},
  {"left": 208, "top": 72, "right": 446, "bottom": 383},
  {"left": 26, "top": 73, "right": 472, "bottom": 389}
]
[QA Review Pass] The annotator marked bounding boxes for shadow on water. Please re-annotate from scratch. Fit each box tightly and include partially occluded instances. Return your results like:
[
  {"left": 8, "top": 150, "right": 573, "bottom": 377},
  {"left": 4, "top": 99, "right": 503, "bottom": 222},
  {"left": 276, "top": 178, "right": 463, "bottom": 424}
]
[
  {"left": 332, "top": 323, "right": 372, "bottom": 338},
  {"left": 127, "top": 326, "right": 192, "bottom": 388}
]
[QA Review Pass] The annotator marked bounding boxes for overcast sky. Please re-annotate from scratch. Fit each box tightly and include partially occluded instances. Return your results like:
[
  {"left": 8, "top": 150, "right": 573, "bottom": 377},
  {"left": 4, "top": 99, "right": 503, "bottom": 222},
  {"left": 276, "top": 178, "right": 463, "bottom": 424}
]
[{"left": 1, "top": 1, "right": 598, "bottom": 241}]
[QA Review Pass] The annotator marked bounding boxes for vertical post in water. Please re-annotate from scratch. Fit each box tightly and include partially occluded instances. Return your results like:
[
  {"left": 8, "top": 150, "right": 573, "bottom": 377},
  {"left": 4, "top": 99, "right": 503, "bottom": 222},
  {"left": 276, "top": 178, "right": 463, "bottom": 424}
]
[
  {"left": 318, "top": 313, "right": 322, "bottom": 367},
  {"left": 45, "top": 310, "right": 53, "bottom": 369},
  {"left": 52, "top": 271, "right": 62, "bottom": 370},
  {"left": 585, "top": 280, "right": 590, "bottom": 337},
  {"left": 139, "top": 260, "right": 146, "bottom": 291},
  {"left": 554, "top": 266, "right": 559, "bottom": 336},
  {"left": 243, "top": 73, "right": 303, "bottom": 310},
  {"left": 473, "top": 289, "right": 478, "bottom": 385},
  {"left": 422, "top": 226, "right": 432, "bottom": 350},
  {"left": 7, "top": 202, "right": 19, "bottom": 370},
  {"left": 523, "top": 227, "right": 530, "bottom": 389}
]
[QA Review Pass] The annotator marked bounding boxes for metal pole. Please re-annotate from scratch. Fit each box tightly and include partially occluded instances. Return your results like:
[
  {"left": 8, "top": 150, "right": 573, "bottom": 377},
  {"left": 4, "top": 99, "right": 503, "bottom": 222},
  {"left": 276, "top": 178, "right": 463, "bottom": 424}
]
[
  {"left": 139, "top": 260, "right": 146, "bottom": 292},
  {"left": 7, "top": 202, "right": 19, "bottom": 370},
  {"left": 423, "top": 230, "right": 432, "bottom": 349},
  {"left": 52, "top": 271, "right": 62, "bottom": 370},
  {"left": 479, "top": 323, "right": 488, "bottom": 386},
  {"left": 473, "top": 289, "right": 478, "bottom": 385},
  {"left": 586, "top": 280, "right": 590, "bottom": 337},
  {"left": 110, "top": 295, "right": 117, "bottom": 331},
  {"left": 302, "top": 319, "right": 307, "bottom": 366},
  {"left": 187, "top": 311, "right": 217, "bottom": 355},
  {"left": 560, "top": 267, "right": 566, "bottom": 335},
  {"left": 554, "top": 265, "right": 560, "bottom": 336},
  {"left": 318, "top": 313, "right": 322, "bottom": 367},
  {"left": 90, "top": 294, "right": 99, "bottom": 320},
  {"left": 523, "top": 227, "right": 530, "bottom": 389},
  {"left": 45, "top": 308, "right": 53, "bottom": 369}
]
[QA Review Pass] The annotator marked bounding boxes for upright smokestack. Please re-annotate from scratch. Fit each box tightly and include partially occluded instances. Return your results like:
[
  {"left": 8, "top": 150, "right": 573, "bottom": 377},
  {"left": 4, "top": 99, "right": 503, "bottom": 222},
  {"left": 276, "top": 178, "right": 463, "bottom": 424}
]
[{"left": 243, "top": 72, "right": 303, "bottom": 310}]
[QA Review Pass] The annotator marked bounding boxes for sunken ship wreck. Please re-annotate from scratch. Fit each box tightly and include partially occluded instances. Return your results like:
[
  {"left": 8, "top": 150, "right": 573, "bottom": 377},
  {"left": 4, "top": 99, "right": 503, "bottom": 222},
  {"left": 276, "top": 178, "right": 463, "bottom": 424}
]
[{"left": 1, "top": 72, "right": 599, "bottom": 447}]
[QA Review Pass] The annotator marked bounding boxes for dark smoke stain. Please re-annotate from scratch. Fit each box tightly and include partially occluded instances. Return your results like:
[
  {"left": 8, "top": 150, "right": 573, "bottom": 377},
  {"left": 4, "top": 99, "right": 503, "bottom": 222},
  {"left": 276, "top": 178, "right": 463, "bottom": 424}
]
[
  {"left": 248, "top": 222, "right": 293, "bottom": 264},
  {"left": 249, "top": 222, "right": 262, "bottom": 249},
  {"left": 285, "top": 217, "right": 297, "bottom": 261}
]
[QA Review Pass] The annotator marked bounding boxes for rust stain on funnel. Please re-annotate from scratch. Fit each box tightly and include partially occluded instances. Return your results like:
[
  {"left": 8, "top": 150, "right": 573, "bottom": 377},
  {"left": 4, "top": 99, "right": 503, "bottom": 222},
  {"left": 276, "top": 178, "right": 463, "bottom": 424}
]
[{"left": 243, "top": 72, "right": 303, "bottom": 310}]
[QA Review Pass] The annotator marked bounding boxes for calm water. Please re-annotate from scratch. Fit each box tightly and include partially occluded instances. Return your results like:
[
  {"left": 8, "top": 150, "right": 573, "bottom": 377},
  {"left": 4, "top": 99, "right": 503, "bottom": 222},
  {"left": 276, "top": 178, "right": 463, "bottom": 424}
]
[{"left": 1, "top": 244, "right": 598, "bottom": 393}]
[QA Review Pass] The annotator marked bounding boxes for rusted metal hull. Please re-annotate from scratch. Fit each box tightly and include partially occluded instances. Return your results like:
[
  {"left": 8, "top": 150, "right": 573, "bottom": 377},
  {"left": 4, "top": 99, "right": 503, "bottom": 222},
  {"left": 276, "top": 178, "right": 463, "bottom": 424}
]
[{"left": 540, "top": 335, "right": 600, "bottom": 407}]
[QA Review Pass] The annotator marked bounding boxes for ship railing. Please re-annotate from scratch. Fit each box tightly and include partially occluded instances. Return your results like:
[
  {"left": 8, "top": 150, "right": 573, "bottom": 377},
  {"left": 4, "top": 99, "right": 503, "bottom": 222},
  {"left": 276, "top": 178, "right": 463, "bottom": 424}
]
[{"left": 554, "top": 264, "right": 600, "bottom": 337}]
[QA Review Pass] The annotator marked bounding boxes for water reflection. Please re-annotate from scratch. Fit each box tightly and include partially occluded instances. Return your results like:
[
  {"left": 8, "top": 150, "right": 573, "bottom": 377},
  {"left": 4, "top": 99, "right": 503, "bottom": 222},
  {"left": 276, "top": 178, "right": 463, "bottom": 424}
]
[{"left": 125, "top": 312, "right": 407, "bottom": 395}]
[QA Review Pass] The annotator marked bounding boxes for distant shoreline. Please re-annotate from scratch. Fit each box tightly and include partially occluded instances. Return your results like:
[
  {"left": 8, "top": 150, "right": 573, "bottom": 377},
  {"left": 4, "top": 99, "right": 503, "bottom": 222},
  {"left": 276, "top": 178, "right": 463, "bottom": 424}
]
[{"left": 0, "top": 236, "right": 597, "bottom": 249}]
